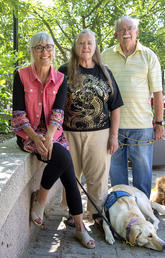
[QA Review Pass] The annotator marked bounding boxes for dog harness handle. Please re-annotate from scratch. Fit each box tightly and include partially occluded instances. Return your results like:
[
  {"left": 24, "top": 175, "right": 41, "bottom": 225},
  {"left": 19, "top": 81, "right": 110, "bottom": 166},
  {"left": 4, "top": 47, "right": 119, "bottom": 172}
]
[{"left": 104, "top": 191, "right": 131, "bottom": 211}]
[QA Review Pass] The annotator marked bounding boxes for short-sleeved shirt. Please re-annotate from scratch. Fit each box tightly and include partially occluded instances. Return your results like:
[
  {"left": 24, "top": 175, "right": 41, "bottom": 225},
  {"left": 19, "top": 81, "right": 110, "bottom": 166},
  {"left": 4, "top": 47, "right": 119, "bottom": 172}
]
[
  {"left": 58, "top": 64, "right": 123, "bottom": 131},
  {"left": 101, "top": 41, "right": 162, "bottom": 129}
]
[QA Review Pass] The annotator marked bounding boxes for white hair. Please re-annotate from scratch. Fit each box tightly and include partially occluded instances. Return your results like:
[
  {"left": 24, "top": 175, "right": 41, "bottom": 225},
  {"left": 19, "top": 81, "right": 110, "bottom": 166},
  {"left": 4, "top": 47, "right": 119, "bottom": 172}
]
[
  {"left": 114, "top": 16, "right": 140, "bottom": 32},
  {"left": 30, "top": 32, "right": 54, "bottom": 47},
  {"left": 75, "top": 29, "right": 96, "bottom": 47},
  {"left": 29, "top": 32, "right": 55, "bottom": 63}
]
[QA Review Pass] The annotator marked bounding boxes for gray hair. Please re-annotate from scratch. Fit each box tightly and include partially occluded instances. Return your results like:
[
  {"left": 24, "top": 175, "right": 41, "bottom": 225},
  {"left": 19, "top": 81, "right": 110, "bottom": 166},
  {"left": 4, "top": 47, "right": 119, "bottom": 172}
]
[
  {"left": 68, "top": 29, "right": 113, "bottom": 92},
  {"left": 29, "top": 32, "right": 54, "bottom": 63},
  {"left": 75, "top": 29, "right": 96, "bottom": 46},
  {"left": 114, "top": 16, "right": 140, "bottom": 32},
  {"left": 30, "top": 32, "right": 54, "bottom": 47}
]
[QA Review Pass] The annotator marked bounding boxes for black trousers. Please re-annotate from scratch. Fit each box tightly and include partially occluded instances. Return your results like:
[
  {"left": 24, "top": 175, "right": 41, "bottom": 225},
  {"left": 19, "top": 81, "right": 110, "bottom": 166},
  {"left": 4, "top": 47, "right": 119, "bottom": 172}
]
[{"left": 35, "top": 143, "right": 83, "bottom": 216}]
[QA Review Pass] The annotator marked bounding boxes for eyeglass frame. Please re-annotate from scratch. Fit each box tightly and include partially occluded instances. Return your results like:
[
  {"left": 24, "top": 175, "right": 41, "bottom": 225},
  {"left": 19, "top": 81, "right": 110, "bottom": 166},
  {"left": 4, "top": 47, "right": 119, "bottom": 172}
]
[
  {"left": 32, "top": 44, "right": 54, "bottom": 53},
  {"left": 118, "top": 26, "right": 137, "bottom": 33}
]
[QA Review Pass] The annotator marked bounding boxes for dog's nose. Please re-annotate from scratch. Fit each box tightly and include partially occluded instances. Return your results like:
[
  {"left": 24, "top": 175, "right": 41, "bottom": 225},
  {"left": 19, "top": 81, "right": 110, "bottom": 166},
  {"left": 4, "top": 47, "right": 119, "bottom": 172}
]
[
  {"left": 162, "top": 241, "right": 165, "bottom": 250},
  {"left": 159, "top": 239, "right": 165, "bottom": 250}
]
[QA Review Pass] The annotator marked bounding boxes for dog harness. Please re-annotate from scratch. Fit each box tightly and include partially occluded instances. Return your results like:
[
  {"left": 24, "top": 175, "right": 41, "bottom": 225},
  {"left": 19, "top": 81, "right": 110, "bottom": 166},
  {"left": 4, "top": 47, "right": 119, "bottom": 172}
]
[
  {"left": 104, "top": 191, "right": 132, "bottom": 242},
  {"left": 104, "top": 191, "right": 131, "bottom": 214},
  {"left": 77, "top": 178, "right": 139, "bottom": 245}
]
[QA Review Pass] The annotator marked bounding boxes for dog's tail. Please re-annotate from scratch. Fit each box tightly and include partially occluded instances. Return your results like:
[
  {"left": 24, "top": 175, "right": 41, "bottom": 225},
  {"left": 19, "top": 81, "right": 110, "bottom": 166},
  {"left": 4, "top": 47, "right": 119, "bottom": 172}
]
[{"left": 151, "top": 202, "right": 165, "bottom": 215}]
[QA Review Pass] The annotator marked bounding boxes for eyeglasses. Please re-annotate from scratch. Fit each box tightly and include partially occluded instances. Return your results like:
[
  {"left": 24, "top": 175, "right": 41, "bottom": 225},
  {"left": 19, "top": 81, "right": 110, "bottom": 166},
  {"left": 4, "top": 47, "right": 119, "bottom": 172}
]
[
  {"left": 33, "top": 44, "right": 54, "bottom": 53},
  {"left": 118, "top": 26, "right": 136, "bottom": 33}
]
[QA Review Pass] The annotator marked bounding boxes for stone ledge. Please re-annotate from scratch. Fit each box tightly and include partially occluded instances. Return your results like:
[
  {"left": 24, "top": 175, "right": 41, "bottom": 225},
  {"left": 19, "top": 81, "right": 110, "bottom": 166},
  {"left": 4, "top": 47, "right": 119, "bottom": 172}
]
[
  {"left": 0, "top": 137, "right": 62, "bottom": 258},
  {"left": 0, "top": 137, "right": 45, "bottom": 230}
]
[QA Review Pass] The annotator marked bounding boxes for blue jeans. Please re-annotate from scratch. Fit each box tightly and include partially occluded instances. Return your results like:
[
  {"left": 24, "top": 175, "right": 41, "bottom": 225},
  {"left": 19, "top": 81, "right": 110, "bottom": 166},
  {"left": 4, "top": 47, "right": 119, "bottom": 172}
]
[{"left": 110, "top": 128, "right": 154, "bottom": 198}]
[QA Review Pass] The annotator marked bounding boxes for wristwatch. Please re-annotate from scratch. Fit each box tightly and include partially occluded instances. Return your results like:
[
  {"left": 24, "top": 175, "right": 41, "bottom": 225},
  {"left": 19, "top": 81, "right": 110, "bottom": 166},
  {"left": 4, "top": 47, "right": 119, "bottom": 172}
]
[{"left": 155, "top": 121, "right": 165, "bottom": 126}]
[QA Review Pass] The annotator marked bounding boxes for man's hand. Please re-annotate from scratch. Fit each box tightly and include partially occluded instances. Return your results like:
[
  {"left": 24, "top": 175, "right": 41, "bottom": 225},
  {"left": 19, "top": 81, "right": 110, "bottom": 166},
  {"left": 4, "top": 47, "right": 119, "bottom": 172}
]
[{"left": 154, "top": 125, "right": 165, "bottom": 141}]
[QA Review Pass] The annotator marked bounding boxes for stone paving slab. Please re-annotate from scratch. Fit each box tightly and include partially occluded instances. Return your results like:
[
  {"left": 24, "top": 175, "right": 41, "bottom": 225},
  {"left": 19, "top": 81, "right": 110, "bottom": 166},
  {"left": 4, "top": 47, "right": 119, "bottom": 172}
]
[{"left": 26, "top": 169, "right": 165, "bottom": 258}]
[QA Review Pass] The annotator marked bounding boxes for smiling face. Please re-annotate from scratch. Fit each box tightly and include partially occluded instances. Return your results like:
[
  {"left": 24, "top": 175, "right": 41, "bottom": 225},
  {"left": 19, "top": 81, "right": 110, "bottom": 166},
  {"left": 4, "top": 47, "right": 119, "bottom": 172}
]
[
  {"left": 32, "top": 43, "right": 54, "bottom": 69},
  {"left": 75, "top": 33, "right": 96, "bottom": 63},
  {"left": 114, "top": 19, "right": 139, "bottom": 51}
]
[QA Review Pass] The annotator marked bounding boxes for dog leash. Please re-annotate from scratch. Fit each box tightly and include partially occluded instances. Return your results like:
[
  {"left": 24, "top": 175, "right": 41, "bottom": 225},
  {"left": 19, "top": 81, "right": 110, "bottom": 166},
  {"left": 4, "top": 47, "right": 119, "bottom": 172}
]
[
  {"left": 76, "top": 177, "right": 126, "bottom": 242},
  {"left": 118, "top": 133, "right": 154, "bottom": 147}
]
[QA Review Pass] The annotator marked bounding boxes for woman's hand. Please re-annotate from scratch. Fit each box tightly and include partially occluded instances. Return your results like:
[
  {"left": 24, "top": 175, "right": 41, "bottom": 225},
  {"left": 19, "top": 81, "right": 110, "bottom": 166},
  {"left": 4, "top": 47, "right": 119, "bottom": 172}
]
[
  {"left": 109, "top": 108, "right": 120, "bottom": 155},
  {"left": 43, "top": 134, "right": 53, "bottom": 160},
  {"left": 34, "top": 134, "right": 48, "bottom": 159},
  {"left": 108, "top": 134, "right": 119, "bottom": 155},
  {"left": 42, "top": 124, "right": 57, "bottom": 160}
]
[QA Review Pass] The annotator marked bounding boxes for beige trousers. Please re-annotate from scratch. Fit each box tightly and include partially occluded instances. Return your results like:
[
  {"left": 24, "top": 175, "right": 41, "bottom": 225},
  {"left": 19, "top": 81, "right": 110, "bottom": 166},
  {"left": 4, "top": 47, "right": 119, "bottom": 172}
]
[{"left": 64, "top": 129, "right": 111, "bottom": 215}]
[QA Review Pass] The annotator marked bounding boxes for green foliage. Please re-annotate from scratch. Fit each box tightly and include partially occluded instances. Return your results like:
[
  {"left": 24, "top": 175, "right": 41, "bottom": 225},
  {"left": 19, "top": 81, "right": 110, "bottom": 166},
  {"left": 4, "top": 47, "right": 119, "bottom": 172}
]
[
  {"left": 0, "top": 0, "right": 164, "bottom": 133},
  {"left": 19, "top": 0, "right": 164, "bottom": 67},
  {"left": 0, "top": 0, "right": 25, "bottom": 133},
  {"left": 0, "top": 119, "right": 11, "bottom": 134}
]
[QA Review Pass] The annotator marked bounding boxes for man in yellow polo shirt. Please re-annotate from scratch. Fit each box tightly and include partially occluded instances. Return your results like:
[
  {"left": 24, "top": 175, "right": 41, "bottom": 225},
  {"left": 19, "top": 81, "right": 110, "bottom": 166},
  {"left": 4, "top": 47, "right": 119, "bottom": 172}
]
[{"left": 101, "top": 16, "right": 164, "bottom": 198}]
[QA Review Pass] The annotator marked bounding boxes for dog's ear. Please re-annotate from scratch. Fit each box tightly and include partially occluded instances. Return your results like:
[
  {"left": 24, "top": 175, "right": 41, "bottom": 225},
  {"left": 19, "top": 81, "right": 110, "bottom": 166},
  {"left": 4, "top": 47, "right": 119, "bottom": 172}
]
[
  {"left": 156, "top": 177, "right": 161, "bottom": 187},
  {"left": 157, "top": 177, "right": 165, "bottom": 186},
  {"left": 129, "top": 227, "right": 142, "bottom": 246}
]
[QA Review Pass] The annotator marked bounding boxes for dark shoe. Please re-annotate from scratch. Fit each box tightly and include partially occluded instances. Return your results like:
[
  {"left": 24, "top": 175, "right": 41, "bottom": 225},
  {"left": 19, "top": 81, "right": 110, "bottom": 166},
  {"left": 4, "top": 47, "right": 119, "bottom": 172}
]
[
  {"left": 153, "top": 208, "right": 159, "bottom": 218},
  {"left": 65, "top": 215, "right": 75, "bottom": 227},
  {"left": 92, "top": 214, "right": 104, "bottom": 233}
]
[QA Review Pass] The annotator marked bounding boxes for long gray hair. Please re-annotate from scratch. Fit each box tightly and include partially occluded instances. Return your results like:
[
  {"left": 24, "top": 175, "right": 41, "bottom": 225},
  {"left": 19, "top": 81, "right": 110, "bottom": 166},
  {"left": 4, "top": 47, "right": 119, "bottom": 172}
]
[{"left": 68, "top": 29, "right": 113, "bottom": 92}]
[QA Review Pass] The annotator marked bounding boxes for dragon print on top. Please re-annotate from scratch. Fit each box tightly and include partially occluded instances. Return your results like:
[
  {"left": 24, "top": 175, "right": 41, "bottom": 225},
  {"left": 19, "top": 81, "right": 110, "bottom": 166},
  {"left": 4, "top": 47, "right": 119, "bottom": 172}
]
[{"left": 64, "top": 66, "right": 112, "bottom": 131}]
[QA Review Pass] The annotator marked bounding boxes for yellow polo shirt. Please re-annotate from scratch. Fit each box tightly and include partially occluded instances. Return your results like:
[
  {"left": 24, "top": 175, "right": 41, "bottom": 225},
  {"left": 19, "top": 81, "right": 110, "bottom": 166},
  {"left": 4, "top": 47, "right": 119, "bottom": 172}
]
[{"left": 101, "top": 41, "right": 162, "bottom": 128}]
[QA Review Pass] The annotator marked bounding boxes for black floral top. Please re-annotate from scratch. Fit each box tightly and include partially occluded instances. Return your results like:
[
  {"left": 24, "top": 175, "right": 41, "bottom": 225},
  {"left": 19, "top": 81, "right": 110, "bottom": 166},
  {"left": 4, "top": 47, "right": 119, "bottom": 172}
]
[{"left": 58, "top": 64, "right": 123, "bottom": 131}]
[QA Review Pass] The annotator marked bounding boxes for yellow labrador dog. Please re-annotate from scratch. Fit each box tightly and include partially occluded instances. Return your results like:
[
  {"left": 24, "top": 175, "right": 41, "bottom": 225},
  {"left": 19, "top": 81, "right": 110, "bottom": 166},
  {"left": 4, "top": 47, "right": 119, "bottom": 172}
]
[{"left": 103, "top": 184, "right": 165, "bottom": 251}]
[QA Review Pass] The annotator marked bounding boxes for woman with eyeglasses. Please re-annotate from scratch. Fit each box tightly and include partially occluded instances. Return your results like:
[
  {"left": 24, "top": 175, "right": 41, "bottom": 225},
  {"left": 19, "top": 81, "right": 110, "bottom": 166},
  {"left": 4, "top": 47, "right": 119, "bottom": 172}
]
[{"left": 11, "top": 32, "right": 95, "bottom": 249}]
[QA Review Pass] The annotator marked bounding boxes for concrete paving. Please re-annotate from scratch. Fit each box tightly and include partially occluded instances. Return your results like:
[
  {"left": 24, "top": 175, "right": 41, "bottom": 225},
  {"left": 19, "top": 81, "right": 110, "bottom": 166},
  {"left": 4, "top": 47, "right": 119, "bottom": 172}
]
[{"left": 26, "top": 168, "right": 165, "bottom": 258}]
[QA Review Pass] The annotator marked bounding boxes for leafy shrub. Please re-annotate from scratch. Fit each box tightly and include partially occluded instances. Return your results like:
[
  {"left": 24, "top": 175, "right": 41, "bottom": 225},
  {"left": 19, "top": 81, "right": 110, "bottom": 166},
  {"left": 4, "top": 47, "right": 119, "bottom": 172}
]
[{"left": 0, "top": 50, "right": 24, "bottom": 133}]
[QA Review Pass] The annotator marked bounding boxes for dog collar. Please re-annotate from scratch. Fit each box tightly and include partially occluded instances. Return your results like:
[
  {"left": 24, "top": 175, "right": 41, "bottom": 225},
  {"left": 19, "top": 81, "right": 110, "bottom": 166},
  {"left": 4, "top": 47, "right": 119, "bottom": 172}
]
[{"left": 126, "top": 218, "right": 138, "bottom": 243}]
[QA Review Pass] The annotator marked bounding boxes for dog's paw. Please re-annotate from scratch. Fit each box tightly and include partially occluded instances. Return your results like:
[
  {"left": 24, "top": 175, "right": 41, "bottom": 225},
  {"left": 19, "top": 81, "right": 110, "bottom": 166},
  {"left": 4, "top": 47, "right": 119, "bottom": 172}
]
[
  {"left": 153, "top": 219, "right": 159, "bottom": 231},
  {"left": 151, "top": 202, "right": 165, "bottom": 215},
  {"left": 105, "top": 233, "right": 115, "bottom": 245},
  {"left": 103, "top": 220, "right": 115, "bottom": 245}
]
